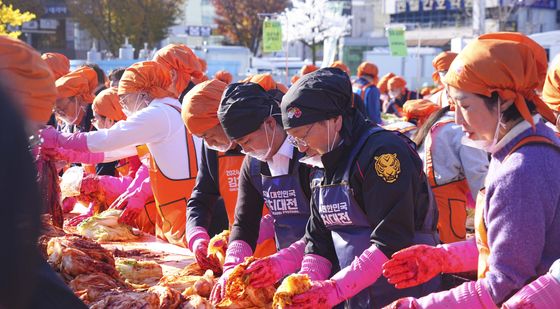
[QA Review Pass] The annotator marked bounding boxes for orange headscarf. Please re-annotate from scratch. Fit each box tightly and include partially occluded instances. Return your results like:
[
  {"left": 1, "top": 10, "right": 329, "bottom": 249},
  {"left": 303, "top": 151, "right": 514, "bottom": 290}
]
[
  {"left": 214, "top": 70, "right": 233, "bottom": 84},
  {"left": 388, "top": 76, "right": 407, "bottom": 91},
  {"left": 182, "top": 79, "right": 227, "bottom": 135},
  {"left": 357, "top": 61, "right": 379, "bottom": 84},
  {"left": 153, "top": 44, "right": 203, "bottom": 97},
  {"left": 543, "top": 60, "right": 560, "bottom": 113},
  {"left": 41, "top": 52, "right": 70, "bottom": 80},
  {"left": 402, "top": 99, "right": 441, "bottom": 126},
  {"left": 56, "top": 66, "right": 97, "bottom": 103},
  {"left": 92, "top": 87, "right": 126, "bottom": 121},
  {"left": 377, "top": 72, "right": 396, "bottom": 94},
  {"left": 249, "top": 74, "right": 277, "bottom": 92},
  {"left": 291, "top": 74, "right": 300, "bottom": 85},
  {"left": 0, "top": 36, "right": 57, "bottom": 123},
  {"left": 300, "top": 64, "right": 318, "bottom": 76},
  {"left": 330, "top": 61, "right": 350, "bottom": 75},
  {"left": 444, "top": 32, "right": 556, "bottom": 129},
  {"left": 432, "top": 51, "right": 457, "bottom": 84},
  {"left": 118, "top": 61, "right": 175, "bottom": 99}
]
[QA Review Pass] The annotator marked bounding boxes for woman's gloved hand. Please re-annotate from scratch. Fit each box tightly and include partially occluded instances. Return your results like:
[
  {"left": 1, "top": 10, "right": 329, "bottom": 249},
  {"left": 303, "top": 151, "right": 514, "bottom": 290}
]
[
  {"left": 285, "top": 280, "right": 344, "bottom": 309},
  {"left": 245, "top": 255, "right": 284, "bottom": 288}
]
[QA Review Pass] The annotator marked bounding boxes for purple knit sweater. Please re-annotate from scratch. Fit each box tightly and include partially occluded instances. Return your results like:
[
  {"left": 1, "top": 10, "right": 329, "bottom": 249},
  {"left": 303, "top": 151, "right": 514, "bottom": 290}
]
[{"left": 482, "top": 120, "right": 560, "bottom": 304}]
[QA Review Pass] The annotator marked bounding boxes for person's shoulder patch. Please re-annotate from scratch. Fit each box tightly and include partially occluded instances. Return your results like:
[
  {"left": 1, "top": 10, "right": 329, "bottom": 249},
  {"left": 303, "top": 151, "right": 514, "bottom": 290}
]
[{"left": 374, "top": 153, "right": 401, "bottom": 183}]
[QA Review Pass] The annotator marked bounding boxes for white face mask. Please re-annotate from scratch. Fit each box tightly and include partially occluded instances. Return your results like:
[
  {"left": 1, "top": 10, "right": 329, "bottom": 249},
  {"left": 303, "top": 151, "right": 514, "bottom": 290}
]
[
  {"left": 58, "top": 98, "right": 86, "bottom": 125},
  {"left": 123, "top": 93, "right": 149, "bottom": 117},
  {"left": 461, "top": 99, "right": 503, "bottom": 153},
  {"left": 243, "top": 121, "right": 276, "bottom": 162},
  {"left": 298, "top": 119, "right": 338, "bottom": 169},
  {"left": 389, "top": 90, "right": 400, "bottom": 99},
  {"left": 204, "top": 139, "right": 233, "bottom": 153}
]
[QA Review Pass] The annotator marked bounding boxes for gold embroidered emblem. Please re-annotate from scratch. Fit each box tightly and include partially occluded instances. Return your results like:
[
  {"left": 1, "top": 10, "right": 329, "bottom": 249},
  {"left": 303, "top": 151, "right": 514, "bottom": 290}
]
[{"left": 374, "top": 153, "right": 401, "bottom": 183}]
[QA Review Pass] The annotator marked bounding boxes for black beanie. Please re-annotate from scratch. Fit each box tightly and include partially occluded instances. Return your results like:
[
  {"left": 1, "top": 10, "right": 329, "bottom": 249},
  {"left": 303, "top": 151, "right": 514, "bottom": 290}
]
[
  {"left": 218, "top": 82, "right": 281, "bottom": 140},
  {"left": 281, "top": 67, "right": 353, "bottom": 130}
]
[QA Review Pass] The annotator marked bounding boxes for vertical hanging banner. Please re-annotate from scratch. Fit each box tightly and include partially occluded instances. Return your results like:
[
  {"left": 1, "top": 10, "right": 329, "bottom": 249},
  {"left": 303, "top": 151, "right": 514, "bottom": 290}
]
[
  {"left": 387, "top": 26, "right": 408, "bottom": 57},
  {"left": 263, "top": 20, "right": 283, "bottom": 53}
]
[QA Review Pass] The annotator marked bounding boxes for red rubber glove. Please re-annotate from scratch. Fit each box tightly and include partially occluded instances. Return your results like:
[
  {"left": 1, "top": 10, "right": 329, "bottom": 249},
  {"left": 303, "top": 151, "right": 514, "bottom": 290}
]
[
  {"left": 245, "top": 256, "right": 283, "bottom": 288},
  {"left": 246, "top": 239, "right": 306, "bottom": 288},
  {"left": 383, "top": 239, "right": 478, "bottom": 289},
  {"left": 286, "top": 280, "right": 344, "bottom": 309},
  {"left": 192, "top": 238, "right": 222, "bottom": 274},
  {"left": 118, "top": 197, "right": 145, "bottom": 225},
  {"left": 209, "top": 240, "right": 253, "bottom": 304}
]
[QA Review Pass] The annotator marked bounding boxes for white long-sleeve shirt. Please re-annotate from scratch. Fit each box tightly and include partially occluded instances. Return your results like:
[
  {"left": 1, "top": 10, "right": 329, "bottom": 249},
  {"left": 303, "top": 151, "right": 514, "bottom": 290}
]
[
  {"left": 86, "top": 97, "right": 201, "bottom": 179},
  {"left": 418, "top": 112, "right": 489, "bottom": 199}
]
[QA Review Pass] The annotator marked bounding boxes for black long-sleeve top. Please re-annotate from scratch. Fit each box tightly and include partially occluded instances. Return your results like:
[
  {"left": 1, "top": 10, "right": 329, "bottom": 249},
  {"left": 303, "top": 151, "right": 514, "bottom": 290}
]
[
  {"left": 186, "top": 144, "right": 244, "bottom": 232},
  {"left": 230, "top": 148, "right": 315, "bottom": 251},
  {"left": 305, "top": 116, "right": 436, "bottom": 263}
]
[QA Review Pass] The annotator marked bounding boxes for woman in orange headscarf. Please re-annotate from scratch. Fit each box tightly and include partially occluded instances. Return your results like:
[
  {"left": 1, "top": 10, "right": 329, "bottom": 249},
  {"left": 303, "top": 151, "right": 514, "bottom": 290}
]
[
  {"left": 153, "top": 44, "right": 204, "bottom": 102},
  {"left": 54, "top": 66, "right": 98, "bottom": 131},
  {"left": 41, "top": 52, "right": 70, "bottom": 80},
  {"left": 40, "top": 61, "right": 201, "bottom": 247},
  {"left": 384, "top": 76, "right": 418, "bottom": 116},
  {"left": 406, "top": 98, "right": 488, "bottom": 245},
  {"left": 383, "top": 33, "right": 560, "bottom": 309},
  {"left": 428, "top": 51, "right": 458, "bottom": 107}
]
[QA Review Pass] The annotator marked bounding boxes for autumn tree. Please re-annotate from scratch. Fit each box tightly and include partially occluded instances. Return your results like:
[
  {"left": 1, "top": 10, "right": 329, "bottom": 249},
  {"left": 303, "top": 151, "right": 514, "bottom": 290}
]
[
  {"left": 0, "top": 0, "right": 35, "bottom": 38},
  {"left": 212, "top": 0, "right": 289, "bottom": 55},
  {"left": 65, "top": 0, "right": 184, "bottom": 56}
]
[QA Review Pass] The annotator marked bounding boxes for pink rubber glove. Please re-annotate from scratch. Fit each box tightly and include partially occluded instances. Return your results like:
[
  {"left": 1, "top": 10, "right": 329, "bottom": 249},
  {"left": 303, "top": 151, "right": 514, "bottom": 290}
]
[
  {"left": 331, "top": 244, "right": 388, "bottom": 300},
  {"left": 97, "top": 175, "right": 132, "bottom": 205},
  {"left": 210, "top": 240, "right": 253, "bottom": 304},
  {"left": 501, "top": 274, "right": 560, "bottom": 309},
  {"left": 383, "top": 238, "right": 478, "bottom": 289},
  {"left": 40, "top": 147, "right": 104, "bottom": 164},
  {"left": 245, "top": 239, "right": 306, "bottom": 288},
  {"left": 286, "top": 280, "right": 343, "bottom": 309},
  {"left": 256, "top": 214, "right": 275, "bottom": 244},
  {"left": 39, "top": 126, "right": 88, "bottom": 151},
  {"left": 291, "top": 244, "right": 388, "bottom": 308},
  {"left": 299, "top": 254, "right": 333, "bottom": 281},
  {"left": 118, "top": 177, "right": 152, "bottom": 225},
  {"left": 187, "top": 227, "right": 221, "bottom": 274},
  {"left": 384, "top": 280, "right": 496, "bottom": 309},
  {"left": 111, "top": 163, "right": 150, "bottom": 209}
]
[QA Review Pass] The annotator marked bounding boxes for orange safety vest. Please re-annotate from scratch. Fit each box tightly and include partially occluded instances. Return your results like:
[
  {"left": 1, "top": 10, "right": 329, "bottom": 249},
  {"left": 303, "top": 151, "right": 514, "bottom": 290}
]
[
  {"left": 216, "top": 152, "right": 276, "bottom": 257},
  {"left": 425, "top": 119, "right": 471, "bottom": 244},
  {"left": 475, "top": 135, "right": 559, "bottom": 279},
  {"left": 148, "top": 104, "right": 199, "bottom": 247}
]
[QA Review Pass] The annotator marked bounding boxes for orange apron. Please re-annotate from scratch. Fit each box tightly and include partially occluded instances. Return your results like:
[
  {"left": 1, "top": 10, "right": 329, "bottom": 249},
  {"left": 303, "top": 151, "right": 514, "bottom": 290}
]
[
  {"left": 133, "top": 145, "right": 157, "bottom": 235},
  {"left": 425, "top": 119, "right": 471, "bottom": 243},
  {"left": 149, "top": 105, "right": 199, "bottom": 247},
  {"left": 217, "top": 152, "right": 276, "bottom": 257},
  {"left": 475, "top": 135, "right": 558, "bottom": 278}
]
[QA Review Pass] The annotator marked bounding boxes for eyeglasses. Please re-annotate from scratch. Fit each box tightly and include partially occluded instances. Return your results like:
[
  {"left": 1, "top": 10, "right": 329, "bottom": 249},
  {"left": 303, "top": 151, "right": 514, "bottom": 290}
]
[{"left": 287, "top": 123, "right": 315, "bottom": 148}]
